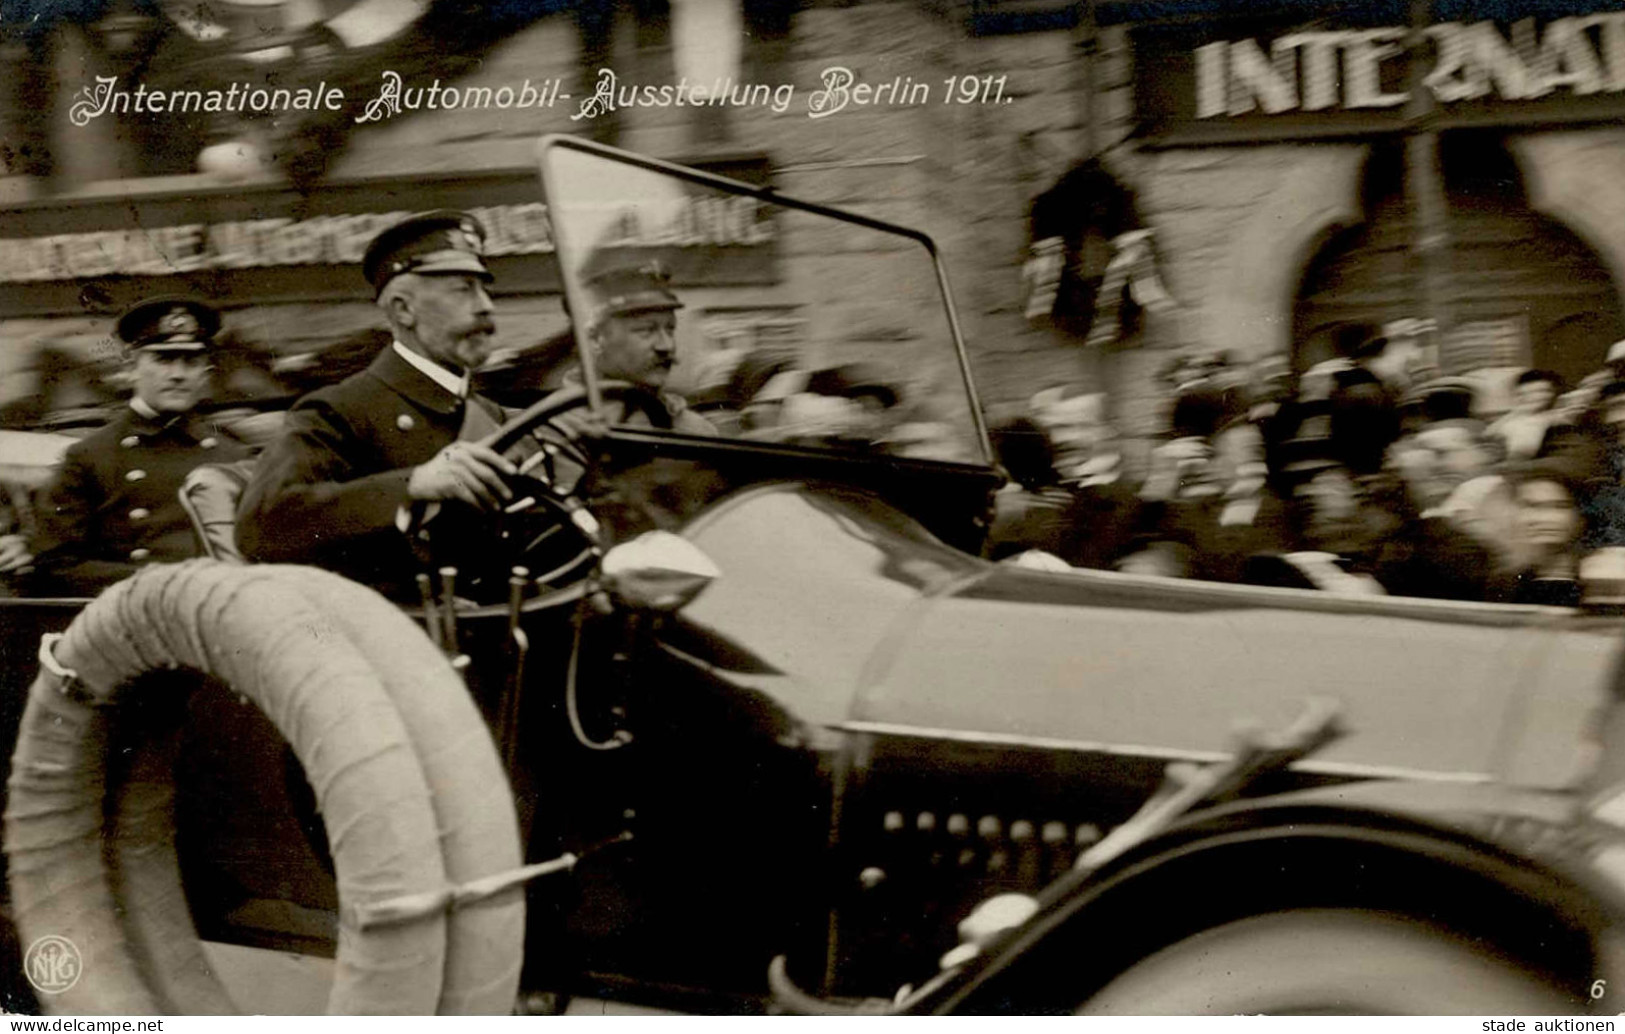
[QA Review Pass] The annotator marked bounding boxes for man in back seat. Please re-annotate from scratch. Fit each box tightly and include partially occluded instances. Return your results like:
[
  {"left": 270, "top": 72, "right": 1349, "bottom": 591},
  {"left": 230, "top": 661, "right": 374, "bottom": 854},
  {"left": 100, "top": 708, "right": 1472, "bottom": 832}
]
[{"left": 30, "top": 297, "right": 251, "bottom": 595}]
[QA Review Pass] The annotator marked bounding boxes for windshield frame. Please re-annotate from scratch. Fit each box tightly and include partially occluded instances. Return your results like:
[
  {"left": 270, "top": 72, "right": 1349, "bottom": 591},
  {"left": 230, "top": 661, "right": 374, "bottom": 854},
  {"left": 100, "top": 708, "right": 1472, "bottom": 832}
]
[{"left": 534, "top": 133, "right": 993, "bottom": 467}]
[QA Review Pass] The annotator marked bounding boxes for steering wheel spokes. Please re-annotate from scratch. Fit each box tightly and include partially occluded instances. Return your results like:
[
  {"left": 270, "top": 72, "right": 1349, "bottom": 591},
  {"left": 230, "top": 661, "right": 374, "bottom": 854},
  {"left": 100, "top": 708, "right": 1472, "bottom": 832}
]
[{"left": 422, "top": 383, "right": 662, "bottom": 602}]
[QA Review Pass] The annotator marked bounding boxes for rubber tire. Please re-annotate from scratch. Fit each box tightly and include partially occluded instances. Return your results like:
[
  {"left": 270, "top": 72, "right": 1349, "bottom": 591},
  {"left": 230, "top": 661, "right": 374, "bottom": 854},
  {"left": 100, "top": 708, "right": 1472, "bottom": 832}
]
[
  {"left": 1077, "top": 908, "right": 1579, "bottom": 1015},
  {"left": 6, "top": 562, "right": 522, "bottom": 1015}
]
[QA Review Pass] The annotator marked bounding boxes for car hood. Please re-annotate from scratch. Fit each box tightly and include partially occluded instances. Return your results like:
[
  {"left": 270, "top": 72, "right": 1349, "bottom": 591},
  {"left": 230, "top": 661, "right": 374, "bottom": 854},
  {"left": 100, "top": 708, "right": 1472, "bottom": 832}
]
[{"left": 673, "top": 484, "right": 1625, "bottom": 791}]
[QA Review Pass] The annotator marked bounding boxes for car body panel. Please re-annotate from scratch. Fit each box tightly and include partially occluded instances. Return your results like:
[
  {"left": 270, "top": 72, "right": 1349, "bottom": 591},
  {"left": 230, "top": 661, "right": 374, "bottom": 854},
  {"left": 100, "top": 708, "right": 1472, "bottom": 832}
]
[{"left": 675, "top": 482, "right": 1623, "bottom": 791}]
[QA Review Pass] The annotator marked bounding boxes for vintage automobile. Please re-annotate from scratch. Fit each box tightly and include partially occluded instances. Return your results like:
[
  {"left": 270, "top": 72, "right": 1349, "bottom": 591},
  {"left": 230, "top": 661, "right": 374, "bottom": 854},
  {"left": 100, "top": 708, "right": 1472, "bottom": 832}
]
[{"left": 2, "top": 136, "right": 1625, "bottom": 1016}]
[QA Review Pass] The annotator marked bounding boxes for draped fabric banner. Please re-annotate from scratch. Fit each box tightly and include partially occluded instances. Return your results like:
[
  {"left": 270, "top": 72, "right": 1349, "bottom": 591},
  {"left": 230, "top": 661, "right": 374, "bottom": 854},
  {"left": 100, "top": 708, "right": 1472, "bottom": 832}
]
[{"left": 0, "top": 156, "right": 775, "bottom": 318}]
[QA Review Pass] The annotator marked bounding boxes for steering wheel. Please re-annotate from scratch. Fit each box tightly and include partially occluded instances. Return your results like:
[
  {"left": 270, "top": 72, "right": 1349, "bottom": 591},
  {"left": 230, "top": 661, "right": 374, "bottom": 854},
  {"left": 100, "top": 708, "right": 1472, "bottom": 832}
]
[{"left": 429, "top": 382, "right": 671, "bottom": 599}]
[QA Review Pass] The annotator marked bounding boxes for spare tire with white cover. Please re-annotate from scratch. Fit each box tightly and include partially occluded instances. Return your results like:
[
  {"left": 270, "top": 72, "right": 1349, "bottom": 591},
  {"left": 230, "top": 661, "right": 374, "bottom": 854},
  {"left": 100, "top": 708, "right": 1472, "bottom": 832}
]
[{"left": 4, "top": 561, "right": 525, "bottom": 1014}]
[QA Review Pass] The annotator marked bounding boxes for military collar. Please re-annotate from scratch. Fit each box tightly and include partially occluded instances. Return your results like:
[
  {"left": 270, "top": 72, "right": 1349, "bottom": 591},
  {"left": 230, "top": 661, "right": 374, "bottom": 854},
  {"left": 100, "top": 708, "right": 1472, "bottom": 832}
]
[
  {"left": 559, "top": 365, "right": 688, "bottom": 417},
  {"left": 391, "top": 341, "right": 469, "bottom": 399},
  {"left": 125, "top": 398, "right": 203, "bottom": 440},
  {"left": 368, "top": 344, "right": 465, "bottom": 416}
]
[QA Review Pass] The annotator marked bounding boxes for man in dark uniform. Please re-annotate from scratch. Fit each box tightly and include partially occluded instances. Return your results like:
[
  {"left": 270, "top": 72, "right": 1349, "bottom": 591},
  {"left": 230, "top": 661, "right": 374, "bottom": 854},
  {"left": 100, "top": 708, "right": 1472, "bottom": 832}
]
[
  {"left": 235, "top": 211, "right": 517, "bottom": 599},
  {"left": 30, "top": 297, "right": 252, "bottom": 596}
]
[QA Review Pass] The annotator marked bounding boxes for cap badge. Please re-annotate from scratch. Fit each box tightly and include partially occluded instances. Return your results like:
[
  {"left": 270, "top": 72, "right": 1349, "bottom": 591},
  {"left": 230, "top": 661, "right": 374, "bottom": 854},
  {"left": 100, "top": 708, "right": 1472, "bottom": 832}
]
[
  {"left": 454, "top": 228, "right": 482, "bottom": 253},
  {"left": 158, "top": 308, "right": 199, "bottom": 337}
]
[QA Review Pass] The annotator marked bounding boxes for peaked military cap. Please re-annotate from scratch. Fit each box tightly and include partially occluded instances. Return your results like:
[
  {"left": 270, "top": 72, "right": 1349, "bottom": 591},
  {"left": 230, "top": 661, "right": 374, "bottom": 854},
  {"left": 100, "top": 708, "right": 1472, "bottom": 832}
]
[
  {"left": 581, "top": 259, "right": 683, "bottom": 325},
  {"left": 116, "top": 296, "right": 220, "bottom": 353},
  {"left": 363, "top": 210, "right": 492, "bottom": 295}
]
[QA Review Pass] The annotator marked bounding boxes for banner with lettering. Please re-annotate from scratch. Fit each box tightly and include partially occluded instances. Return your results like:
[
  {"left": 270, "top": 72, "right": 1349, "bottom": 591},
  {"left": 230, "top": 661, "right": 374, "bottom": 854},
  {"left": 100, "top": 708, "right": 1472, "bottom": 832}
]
[
  {"left": 0, "top": 157, "right": 775, "bottom": 318},
  {"left": 1128, "top": 8, "right": 1625, "bottom": 144}
]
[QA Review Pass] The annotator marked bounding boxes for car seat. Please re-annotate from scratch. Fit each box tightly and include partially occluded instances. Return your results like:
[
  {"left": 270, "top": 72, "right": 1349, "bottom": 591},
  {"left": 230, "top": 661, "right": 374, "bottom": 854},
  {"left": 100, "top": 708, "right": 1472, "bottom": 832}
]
[{"left": 178, "top": 460, "right": 257, "bottom": 563}]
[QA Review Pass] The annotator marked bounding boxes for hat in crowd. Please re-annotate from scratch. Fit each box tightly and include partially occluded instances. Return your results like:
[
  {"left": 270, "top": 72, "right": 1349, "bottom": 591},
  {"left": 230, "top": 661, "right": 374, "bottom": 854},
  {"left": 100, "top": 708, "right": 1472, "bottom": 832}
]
[
  {"left": 1032, "top": 385, "right": 1105, "bottom": 427},
  {"left": 1408, "top": 376, "right": 1477, "bottom": 424},
  {"left": 1271, "top": 399, "right": 1339, "bottom": 475},
  {"left": 362, "top": 210, "right": 491, "bottom": 296},
  {"left": 1504, "top": 457, "right": 1584, "bottom": 498},
  {"left": 116, "top": 296, "right": 220, "bottom": 353},
  {"left": 1350, "top": 333, "right": 1392, "bottom": 362},
  {"left": 753, "top": 367, "right": 813, "bottom": 404},
  {"left": 722, "top": 350, "right": 800, "bottom": 409},
  {"left": 581, "top": 259, "right": 684, "bottom": 326},
  {"left": 1329, "top": 322, "right": 1384, "bottom": 361},
  {"left": 805, "top": 363, "right": 900, "bottom": 408},
  {"left": 1515, "top": 367, "right": 1564, "bottom": 389},
  {"left": 1168, "top": 384, "right": 1232, "bottom": 440},
  {"left": 1607, "top": 339, "right": 1625, "bottom": 368},
  {"left": 1277, "top": 435, "right": 1341, "bottom": 477}
]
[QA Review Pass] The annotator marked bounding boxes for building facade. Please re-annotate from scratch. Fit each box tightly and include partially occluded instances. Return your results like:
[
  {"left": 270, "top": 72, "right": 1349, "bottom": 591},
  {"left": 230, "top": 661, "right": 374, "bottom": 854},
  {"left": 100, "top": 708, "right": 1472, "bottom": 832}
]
[
  {"left": 11, "top": 2, "right": 1614, "bottom": 465},
  {"left": 1110, "top": 0, "right": 1625, "bottom": 427},
  {"left": 0, "top": 0, "right": 1115, "bottom": 439}
]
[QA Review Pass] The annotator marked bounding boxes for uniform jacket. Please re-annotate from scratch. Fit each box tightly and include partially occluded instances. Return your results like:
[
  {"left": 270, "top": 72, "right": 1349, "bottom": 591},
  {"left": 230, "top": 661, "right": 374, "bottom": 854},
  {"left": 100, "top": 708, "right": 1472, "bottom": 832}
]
[
  {"left": 553, "top": 365, "right": 718, "bottom": 437},
  {"left": 32, "top": 406, "right": 250, "bottom": 595},
  {"left": 235, "top": 345, "right": 504, "bottom": 598}
]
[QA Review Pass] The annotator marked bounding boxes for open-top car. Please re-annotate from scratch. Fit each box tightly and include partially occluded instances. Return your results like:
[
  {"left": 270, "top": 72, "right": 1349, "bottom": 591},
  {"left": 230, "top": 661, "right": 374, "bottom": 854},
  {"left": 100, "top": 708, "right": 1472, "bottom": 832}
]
[{"left": 2, "top": 136, "right": 1625, "bottom": 1016}]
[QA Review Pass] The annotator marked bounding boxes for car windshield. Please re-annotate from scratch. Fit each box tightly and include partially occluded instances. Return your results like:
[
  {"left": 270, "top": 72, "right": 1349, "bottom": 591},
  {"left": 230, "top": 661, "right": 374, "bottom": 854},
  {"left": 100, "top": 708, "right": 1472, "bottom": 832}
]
[{"left": 537, "top": 136, "right": 989, "bottom": 466}]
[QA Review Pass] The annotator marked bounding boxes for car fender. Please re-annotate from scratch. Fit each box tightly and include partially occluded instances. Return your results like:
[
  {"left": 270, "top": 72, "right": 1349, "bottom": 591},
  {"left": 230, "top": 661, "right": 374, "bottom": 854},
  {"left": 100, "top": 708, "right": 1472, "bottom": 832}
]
[{"left": 917, "top": 787, "right": 1625, "bottom": 1014}]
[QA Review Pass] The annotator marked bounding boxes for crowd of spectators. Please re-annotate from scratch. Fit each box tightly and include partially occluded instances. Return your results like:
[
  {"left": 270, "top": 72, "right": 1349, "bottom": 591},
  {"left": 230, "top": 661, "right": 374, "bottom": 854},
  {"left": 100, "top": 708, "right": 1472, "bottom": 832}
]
[
  {"left": 11, "top": 302, "right": 1625, "bottom": 609},
  {"left": 985, "top": 328, "right": 1625, "bottom": 606}
]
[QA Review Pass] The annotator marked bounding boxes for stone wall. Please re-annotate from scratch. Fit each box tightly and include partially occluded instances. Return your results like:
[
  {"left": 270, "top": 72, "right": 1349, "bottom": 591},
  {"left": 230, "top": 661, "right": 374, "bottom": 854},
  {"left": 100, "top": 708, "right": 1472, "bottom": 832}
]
[{"left": 1512, "top": 127, "right": 1625, "bottom": 303}]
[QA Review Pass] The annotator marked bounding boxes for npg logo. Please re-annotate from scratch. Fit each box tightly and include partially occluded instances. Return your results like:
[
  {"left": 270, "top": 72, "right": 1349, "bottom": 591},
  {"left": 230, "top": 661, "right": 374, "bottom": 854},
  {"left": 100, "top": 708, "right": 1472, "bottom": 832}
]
[{"left": 23, "top": 935, "right": 82, "bottom": 995}]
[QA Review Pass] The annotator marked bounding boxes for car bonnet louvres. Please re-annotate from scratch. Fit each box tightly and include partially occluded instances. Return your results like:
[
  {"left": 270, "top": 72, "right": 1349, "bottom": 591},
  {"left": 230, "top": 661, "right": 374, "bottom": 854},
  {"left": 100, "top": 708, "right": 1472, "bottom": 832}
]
[{"left": 865, "top": 809, "right": 1104, "bottom": 893}]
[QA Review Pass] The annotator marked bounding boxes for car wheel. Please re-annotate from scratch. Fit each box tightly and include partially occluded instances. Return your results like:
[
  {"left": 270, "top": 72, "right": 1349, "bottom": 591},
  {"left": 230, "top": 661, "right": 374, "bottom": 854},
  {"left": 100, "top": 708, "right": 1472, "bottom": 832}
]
[
  {"left": 7, "top": 561, "right": 523, "bottom": 1015},
  {"left": 1077, "top": 908, "right": 1578, "bottom": 1015}
]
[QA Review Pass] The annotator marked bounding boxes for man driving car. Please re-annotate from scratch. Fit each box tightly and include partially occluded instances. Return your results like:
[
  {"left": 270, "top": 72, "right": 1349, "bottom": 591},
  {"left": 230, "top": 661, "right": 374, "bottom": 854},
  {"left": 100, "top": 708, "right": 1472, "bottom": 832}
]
[{"left": 236, "top": 210, "right": 517, "bottom": 599}]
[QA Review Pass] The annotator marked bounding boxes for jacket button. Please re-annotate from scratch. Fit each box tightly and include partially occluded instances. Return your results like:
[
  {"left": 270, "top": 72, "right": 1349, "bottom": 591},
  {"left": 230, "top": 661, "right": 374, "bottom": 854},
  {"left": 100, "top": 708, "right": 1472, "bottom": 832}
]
[
  {"left": 126, "top": 469, "right": 147, "bottom": 482},
  {"left": 397, "top": 414, "right": 416, "bottom": 431},
  {"left": 200, "top": 437, "right": 218, "bottom": 449},
  {"left": 121, "top": 436, "right": 140, "bottom": 448},
  {"left": 129, "top": 548, "right": 151, "bottom": 561},
  {"left": 129, "top": 508, "right": 150, "bottom": 521}
]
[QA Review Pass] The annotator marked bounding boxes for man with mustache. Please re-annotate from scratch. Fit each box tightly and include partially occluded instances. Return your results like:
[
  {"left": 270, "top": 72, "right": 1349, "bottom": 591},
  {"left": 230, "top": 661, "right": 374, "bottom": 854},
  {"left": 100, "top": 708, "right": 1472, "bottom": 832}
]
[
  {"left": 561, "top": 260, "right": 714, "bottom": 435},
  {"left": 31, "top": 297, "right": 251, "bottom": 595},
  {"left": 237, "top": 211, "right": 516, "bottom": 598}
]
